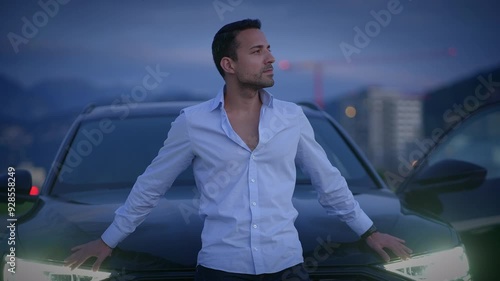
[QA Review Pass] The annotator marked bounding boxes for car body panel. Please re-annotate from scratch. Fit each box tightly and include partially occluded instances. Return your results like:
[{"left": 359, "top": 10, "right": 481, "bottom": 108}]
[
  {"left": 15, "top": 186, "right": 456, "bottom": 272},
  {"left": 1, "top": 101, "right": 466, "bottom": 280}
]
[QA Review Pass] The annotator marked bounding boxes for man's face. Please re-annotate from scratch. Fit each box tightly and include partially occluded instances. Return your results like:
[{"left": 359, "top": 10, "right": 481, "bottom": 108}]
[{"left": 232, "top": 28, "right": 275, "bottom": 89}]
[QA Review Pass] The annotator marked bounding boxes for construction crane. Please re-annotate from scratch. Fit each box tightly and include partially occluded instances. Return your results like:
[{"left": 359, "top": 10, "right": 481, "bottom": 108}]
[{"left": 278, "top": 48, "right": 458, "bottom": 108}]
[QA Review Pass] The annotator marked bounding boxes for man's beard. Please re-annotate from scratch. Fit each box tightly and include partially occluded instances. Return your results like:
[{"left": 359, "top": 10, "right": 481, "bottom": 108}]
[{"left": 237, "top": 71, "right": 274, "bottom": 90}]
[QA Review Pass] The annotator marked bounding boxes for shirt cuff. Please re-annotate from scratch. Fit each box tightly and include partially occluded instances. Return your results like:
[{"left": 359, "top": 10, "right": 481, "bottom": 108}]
[
  {"left": 101, "top": 222, "right": 129, "bottom": 249},
  {"left": 346, "top": 211, "right": 374, "bottom": 237}
]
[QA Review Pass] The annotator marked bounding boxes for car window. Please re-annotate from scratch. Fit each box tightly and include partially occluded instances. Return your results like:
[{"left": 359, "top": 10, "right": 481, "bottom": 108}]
[
  {"left": 427, "top": 106, "right": 500, "bottom": 179},
  {"left": 51, "top": 113, "right": 377, "bottom": 197}
]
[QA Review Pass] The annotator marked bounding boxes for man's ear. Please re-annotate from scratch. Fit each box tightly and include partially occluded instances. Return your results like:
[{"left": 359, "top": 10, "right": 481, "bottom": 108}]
[{"left": 220, "top": 57, "right": 236, "bottom": 75}]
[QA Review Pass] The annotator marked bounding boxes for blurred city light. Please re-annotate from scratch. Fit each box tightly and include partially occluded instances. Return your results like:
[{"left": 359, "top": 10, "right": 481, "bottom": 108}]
[{"left": 345, "top": 106, "right": 357, "bottom": 118}]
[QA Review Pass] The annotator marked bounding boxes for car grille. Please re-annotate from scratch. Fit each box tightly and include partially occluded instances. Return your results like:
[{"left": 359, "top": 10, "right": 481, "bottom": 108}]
[{"left": 105, "top": 266, "right": 407, "bottom": 281}]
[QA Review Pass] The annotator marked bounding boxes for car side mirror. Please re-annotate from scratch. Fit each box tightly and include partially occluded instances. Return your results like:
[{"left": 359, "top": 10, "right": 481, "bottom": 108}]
[
  {"left": 411, "top": 159, "right": 487, "bottom": 193},
  {"left": 400, "top": 159, "right": 487, "bottom": 216},
  {"left": 0, "top": 169, "right": 39, "bottom": 203}
]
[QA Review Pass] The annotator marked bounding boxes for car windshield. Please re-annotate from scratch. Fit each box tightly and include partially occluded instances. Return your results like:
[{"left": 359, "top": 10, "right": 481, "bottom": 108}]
[{"left": 51, "top": 113, "right": 378, "bottom": 197}]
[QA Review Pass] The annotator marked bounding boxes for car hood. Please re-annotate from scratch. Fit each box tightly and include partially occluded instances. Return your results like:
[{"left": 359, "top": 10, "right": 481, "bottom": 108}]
[{"left": 14, "top": 185, "right": 457, "bottom": 274}]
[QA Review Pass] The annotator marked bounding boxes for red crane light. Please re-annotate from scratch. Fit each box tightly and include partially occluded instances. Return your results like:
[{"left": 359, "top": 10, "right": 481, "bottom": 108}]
[
  {"left": 279, "top": 60, "right": 291, "bottom": 70},
  {"left": 279, "top": 48, "right": 457, "bottom": 108}
]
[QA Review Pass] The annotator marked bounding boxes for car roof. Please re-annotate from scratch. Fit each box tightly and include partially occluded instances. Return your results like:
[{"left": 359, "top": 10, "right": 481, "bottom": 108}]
[
  {"left": 78, "top": 101, "right": 325, "bottom": 121},
  {"left": 79, "top": 101, "right": 204, "bottom": 121}
]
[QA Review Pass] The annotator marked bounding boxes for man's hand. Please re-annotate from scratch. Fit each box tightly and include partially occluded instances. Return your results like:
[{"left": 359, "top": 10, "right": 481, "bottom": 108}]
[
  {"left": 64, "top": 238, "right": 112, "bottom": 271},
  {"left": 365, "top": 232, "right": 412, "bottom": 262}
]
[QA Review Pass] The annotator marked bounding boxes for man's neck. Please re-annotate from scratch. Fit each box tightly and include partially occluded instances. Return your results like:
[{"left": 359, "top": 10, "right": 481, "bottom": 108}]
[{"left": 223, "top": 84, "right": 262, "bottom": 113}]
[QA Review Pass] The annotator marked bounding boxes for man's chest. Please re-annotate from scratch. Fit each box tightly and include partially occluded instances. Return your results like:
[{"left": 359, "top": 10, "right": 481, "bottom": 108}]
[
  {"left": 188, "top": 111, "right": 300, "bottom": 164},
  {"left": 226, "top": 112, "right": 260, "bottom": 151}
]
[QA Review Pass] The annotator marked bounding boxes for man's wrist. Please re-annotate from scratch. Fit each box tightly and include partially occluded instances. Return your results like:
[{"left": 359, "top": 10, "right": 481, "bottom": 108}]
[
  {"left": 99, "top": 237, "right": 113, "bottom": 249},
  {"left": 361, "top": 224, "right": 378, "bottom": 240}
]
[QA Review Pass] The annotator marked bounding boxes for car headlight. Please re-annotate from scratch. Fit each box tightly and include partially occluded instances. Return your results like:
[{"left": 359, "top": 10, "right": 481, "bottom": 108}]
[
  {"left": 383, "top": 246, "right": 471, "bottom": 281},
  {"left": 2, "top": 256, "right": 111, "bottom": 281}
]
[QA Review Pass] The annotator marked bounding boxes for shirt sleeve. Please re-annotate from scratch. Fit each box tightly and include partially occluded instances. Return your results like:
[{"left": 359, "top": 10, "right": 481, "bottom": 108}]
[
  {"left": 294, "top": 108, "right": 373, "bottom": 236},
  {"left": 102, "top": 111, "right": 194, "bottom": 248}
]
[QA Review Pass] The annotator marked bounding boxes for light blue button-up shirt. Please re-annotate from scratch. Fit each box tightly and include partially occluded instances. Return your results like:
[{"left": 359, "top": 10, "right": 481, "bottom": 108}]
[{"left": 101, "top": 87, "right": 373, "bottom": 274}]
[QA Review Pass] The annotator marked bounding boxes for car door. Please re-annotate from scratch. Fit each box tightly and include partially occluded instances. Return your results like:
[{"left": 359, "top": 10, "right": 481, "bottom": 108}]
[{"left": 398, "top": 103, "right": 500, "bottom": 281}]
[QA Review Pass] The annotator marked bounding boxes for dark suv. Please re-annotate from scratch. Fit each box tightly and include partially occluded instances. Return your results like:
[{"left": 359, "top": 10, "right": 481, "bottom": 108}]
[
  {"left": 1, "top": 101, "right": 471, "bottom": 281},
  {"left": 396, "top": 101, "right": 500, "bottom": 281}
]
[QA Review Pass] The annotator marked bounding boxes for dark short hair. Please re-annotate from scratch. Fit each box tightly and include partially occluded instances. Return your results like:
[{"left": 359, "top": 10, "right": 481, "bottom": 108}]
[{"left": 212, "top": 19, "right": 262, "bottom": 77}]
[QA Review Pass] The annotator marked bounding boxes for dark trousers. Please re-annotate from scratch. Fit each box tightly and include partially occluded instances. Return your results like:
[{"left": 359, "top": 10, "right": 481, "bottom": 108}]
[{"left": 195, "top": 263, "right": 311, "bottom": 281}]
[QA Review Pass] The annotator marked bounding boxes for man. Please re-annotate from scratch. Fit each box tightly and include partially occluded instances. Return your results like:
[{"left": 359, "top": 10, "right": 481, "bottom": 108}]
[{"left": 65, "top": 19, "right": 412, "bottom": 280}]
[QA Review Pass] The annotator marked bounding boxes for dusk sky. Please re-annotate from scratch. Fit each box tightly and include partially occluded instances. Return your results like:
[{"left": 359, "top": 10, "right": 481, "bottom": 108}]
[{"left": 2, "top": 0, "right": 500, "bottom": 103}]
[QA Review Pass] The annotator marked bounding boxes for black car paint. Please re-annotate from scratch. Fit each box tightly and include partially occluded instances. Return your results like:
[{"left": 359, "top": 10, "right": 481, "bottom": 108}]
[{"left": 2, "top": 102, "right": 463, "bottom": 280}]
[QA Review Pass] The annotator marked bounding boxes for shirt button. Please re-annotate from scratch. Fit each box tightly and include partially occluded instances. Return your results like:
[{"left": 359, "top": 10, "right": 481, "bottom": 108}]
[
  {"left": 253, "top": 247, "right": 258, "bottom": 251},
  {"left": 250, "top": 178, "right": 255, "bottom": 183},
  {"left": 253, "top": 224, "right": 258, "bottom": 229},
  {"left": 252, "top": 202, "right": 257, "bottom": 206},
  {"left": 252, "top": 155, "right": 256, "bottom": 160}
]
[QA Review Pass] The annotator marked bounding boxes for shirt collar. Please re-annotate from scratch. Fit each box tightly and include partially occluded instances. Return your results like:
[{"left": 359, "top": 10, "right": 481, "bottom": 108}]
[{"left": 210, "top": 85, "right": 274, "bottom": 111}]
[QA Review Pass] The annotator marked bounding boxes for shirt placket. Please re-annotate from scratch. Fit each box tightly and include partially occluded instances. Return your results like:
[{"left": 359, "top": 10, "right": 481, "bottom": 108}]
[
  {"left": 219, "top": 103, "right": 270, "bottom": 273},
  {"left": 248, "top": 104, "right": 268, "bottom": 273},
  {"left": 248, "top": 149, "right": 264, "bottom": 272}
]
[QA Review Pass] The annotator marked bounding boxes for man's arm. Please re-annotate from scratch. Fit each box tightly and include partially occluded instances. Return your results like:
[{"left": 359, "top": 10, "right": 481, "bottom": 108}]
[
  {"left": 65, "top": 112, "right": 194, "bottom": 271},
  {"left": 294, "top": 108, "right": 412, "bottom": 262}
]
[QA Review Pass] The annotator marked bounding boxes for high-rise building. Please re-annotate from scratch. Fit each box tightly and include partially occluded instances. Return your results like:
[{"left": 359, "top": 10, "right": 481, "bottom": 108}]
[{"left": 326, "top": 86, "right": 423, "bottom": 171}]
